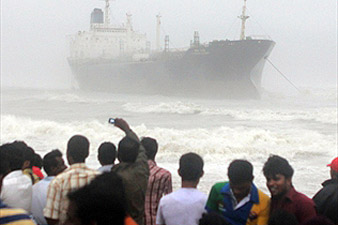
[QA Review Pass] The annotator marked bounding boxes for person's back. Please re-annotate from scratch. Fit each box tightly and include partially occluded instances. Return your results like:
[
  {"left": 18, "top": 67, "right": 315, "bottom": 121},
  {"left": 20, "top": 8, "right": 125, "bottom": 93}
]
[
  {"left": 97, "top": 142, "right": 116, "bottom": 173},
  {"left": 111, "top": 118, "right": 149, "bottom": 225},
  {"left": 0, "top": 148, "right": 35, "bottom": 225},
  {"left": 0, "top": 142, "right": 33, "bottom": 212},
  {"left": 44, "top": 135, "right": 100, "bottom": 225},
  {"left": 156, "top": 152, "right": 207, "bottom": 225},
  {"left": 65, "top": 172, "right": 138, "bottom": 225},
  {"left": 312, "top": 157, "right": 338, "bottom": 224},
  {"left": 157, "top": 188, "right": 207, "bottom": 225},
  {"left": 141, "top": 137, "right": 172, "bottom": 225}
]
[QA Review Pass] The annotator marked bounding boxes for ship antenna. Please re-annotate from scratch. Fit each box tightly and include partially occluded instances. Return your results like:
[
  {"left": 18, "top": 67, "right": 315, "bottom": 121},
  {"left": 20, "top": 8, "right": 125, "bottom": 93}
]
[
  {"left": 104, "top": 0, "right": 112, "bottom": 25},
  {"left": 156, "top": 14, "right": 161, "bottom": 51},
  {"left": 239, "top": 0, "right": 249, "bottom": 40}
]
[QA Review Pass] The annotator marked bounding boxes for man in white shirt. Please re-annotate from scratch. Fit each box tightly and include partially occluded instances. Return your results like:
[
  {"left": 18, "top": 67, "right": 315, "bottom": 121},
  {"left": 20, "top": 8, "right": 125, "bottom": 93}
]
[
  {"left": 156, "top": 152, "right": 207, "bottom": 225},
  {"left": 97, "top": 142, "right": 116, "bottom": 173},
  {"left": 31, "top": 149, "right": 67, "bottom": 225},
  {"left": 0, "top": 141, "right": 33, "bottom": 212}
]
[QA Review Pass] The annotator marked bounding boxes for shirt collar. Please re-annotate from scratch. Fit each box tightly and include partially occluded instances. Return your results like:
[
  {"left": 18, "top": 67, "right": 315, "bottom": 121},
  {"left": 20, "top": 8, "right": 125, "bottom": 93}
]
[
  {"left": 0, "top": 200, "right": 7, "bottom": 209},
  {"left": 67, "top": 163, "right": 88, "bottom": 170},
  {"left": 44, "top": 176, "right": 55, "bottom": 181},
  {"left": 322, "top": 178, "right": 338, "bottom": 186},
  {"left": 283, "top": 187, "right": 297, "bottom": 202},
  {"left": 5, "top": 170, "right": 24, "bottom": 178},
  {"left": 148, "top": 160, "right": 156, "bottom": 167},
  {"left": 221, "top": 183, "right": 259, "bottom": 204}
]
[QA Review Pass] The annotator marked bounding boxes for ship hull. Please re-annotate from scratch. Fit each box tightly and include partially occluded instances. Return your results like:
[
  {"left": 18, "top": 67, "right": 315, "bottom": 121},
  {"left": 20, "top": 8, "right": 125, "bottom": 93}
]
[{"left": 69, "top": 39, "right": 275, "bottom": 99}]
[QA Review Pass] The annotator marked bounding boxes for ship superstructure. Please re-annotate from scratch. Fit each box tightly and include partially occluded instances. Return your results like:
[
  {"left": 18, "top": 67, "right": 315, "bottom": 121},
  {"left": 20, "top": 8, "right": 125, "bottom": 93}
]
[{"left": 69, "top": 1, "right": 149, "bottom": 62}]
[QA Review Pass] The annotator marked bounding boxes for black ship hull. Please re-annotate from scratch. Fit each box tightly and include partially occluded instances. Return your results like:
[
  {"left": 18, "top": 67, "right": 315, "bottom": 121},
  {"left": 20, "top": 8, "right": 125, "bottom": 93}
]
[{"left": 69, "top": 39, "right": 275, "bottom": 99}]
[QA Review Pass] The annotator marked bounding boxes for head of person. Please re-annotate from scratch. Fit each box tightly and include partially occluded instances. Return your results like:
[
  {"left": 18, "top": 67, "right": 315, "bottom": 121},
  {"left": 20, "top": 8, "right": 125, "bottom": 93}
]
[
  {"left": 268, "top": 210, "right": 298, "bottom": 225},
  {"left": 97, "top": 142, "right": 116, "bottom": 166},
  {"left": 179, "top": 152, "right": 204, "bottom": 182},
  {"left": 43, "top": 149, "right": 67, "bottom": 177},
  {"left": 67, "top": 135, "right": 90, "bottom": 165},
  {"left": 33, "top": 153, "right": 43, "bottom": 169},
  {"left": 263, "top": 155, "right": 294, "bottom": 197},
  {"left": 228, "top": 159, "right": 254, "bottom": 202},
  {"left": 199, "top": 212, "right": 231, "bottom": 225},
  {"left": 22, "top": 146, "right": 36, "bottom": 170},
  {"left": 327, "top": 157, "right": 338, "bottom": 180},
  {"left": 65, "top": 172, "right": 127, "bottom": 225},
  {"left": 0, "top": 149, "right": 11, "bottom": 192},
  {"left": 0, "top": 141, "right": 26, "bottom": 171},
  {"left": 141, "top": 137, "right": 158, "bottom": 161},
  {"left": 117, "top": 136, "right": 140, "bottom": 163}
]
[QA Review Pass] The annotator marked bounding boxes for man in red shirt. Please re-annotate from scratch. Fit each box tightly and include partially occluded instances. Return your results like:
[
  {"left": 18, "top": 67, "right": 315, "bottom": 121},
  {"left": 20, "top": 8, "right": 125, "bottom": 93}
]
[
  {"left": 263, "top": 155, "right": 316, "bottom": 224},
  {"left": 141, "top": 137, "right": 172, "bottom": 225}
]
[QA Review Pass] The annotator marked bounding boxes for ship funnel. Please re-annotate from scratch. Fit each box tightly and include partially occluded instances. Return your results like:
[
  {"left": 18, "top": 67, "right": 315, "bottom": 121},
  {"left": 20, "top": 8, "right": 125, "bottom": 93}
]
[{"left": 91, "top": 9, "right": 104, "bottom": 24}]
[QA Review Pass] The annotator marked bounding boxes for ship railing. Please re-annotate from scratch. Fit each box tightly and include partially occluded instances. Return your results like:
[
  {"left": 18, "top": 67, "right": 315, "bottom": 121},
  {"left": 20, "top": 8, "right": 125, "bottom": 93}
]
[{"left": 245, "top": 35, "right": 272, "bottom": 40}]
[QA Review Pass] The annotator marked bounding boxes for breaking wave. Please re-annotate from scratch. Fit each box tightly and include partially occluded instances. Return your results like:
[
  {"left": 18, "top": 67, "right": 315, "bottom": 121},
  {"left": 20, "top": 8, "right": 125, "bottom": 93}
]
[
  {"left": 123, "top": 102, "right": 337, "bottom": 124},
  {"left": 1, "top": 115, "right": 335, "bottom": 161}
]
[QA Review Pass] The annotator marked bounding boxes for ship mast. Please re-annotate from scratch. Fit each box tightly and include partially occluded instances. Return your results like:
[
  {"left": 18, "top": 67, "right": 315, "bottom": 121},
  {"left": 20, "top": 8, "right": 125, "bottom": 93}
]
[
  {"left": 104, "top": 0, "right": 111, "bottom": 25},
  {"left": 239, "top": 0, "right": 249, "bottom": 40},
  {"left": 156, "top": 14, "right": 161, "bottom": 51}
]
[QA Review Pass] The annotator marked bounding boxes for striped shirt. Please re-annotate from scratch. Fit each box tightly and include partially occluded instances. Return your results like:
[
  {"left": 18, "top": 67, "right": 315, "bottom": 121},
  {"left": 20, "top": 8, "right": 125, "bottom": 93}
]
[
  {"left": 144, "top": 160, "right": 172, "bottom": 225},
  {"left": 0, "top": 200, "right": 35, "bottom": 225},
  {"left": 43, "top": 163, "right": 100, "bottom": 223}
]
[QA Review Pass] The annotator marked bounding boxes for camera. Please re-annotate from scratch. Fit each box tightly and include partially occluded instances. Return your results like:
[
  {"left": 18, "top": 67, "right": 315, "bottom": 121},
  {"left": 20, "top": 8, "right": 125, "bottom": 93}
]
[{"left": 108, "top": 118, "right": 115, "bottom": 124}]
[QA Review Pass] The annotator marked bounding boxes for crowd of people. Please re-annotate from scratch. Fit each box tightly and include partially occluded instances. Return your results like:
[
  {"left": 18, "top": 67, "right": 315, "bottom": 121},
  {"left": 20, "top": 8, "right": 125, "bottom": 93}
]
[{"left": 0, "top": 118, "right": 337, "bottom": 225}]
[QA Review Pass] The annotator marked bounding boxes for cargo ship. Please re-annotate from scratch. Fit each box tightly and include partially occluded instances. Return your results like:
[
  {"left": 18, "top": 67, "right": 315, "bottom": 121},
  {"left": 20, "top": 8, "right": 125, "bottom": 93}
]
[{"left": 68, "top": 0, "right": 275, "bottom": 98}]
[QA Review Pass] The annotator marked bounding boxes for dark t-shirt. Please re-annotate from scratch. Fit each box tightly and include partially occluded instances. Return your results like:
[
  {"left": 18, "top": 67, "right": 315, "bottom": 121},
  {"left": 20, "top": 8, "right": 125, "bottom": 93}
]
[{"left": 313, "top": 179, "right": 338, "bottom": 224}]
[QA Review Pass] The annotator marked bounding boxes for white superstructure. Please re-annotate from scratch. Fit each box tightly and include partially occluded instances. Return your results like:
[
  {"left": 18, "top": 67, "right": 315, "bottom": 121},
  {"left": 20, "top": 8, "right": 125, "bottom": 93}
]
[{"left": 69, "top": 0, "right": 149, "bottom": 61}]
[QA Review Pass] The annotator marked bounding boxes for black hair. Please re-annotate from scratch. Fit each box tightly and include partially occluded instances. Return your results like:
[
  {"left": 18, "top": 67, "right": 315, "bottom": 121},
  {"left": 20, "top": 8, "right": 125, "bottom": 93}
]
[
  {"left": 67, "top": 135, "right": 90, "bottom": 163},
  {"left": 67, "top": 172, "right": 126, "bottom": 225},
  {"left": 141, "top": 137, "right": 158, "bottom": 160},
  {"left": 228, "top": 160, "right": 254, "bottom": 184},
  {"left": 23, "top": 146, "right": 35, "bottom": 168},
  {"left": 268, "top": 210, "right": 298, "bottom": 225},
  {"left": 33, "top": 153, "right": 43, "bottom": 169},
  {"left": 263, "top": 155, "right": 294, "bottom": 179},
  {"left": 98, "top": 142, "right": 116, "bottom": 165},
  {"left": 0, "top": 150, "right": 10, "bottom": 177},
  {"left": 117, "top": 137, "right": 140, "bottom": 163},
  {"left": 43, "top": 149, "right": 63, "bottom": 176},
  {"left": 331, "top": 170, "right": 338, "bottom": 179},
  {"left": 179, "top": 152, "right": 204, "bottom": 181},
  {"left": 0, "top": 142, "right": 26, "bottom": 171},
  {"left": 199, "top": 212, "right": 231, "bottom": 225}
]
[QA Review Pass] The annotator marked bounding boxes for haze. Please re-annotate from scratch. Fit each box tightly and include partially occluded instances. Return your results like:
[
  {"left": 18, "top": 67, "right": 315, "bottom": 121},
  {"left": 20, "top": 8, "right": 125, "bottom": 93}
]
[{"left": 1, "top": 0, "right": 337, "bottom": 92}]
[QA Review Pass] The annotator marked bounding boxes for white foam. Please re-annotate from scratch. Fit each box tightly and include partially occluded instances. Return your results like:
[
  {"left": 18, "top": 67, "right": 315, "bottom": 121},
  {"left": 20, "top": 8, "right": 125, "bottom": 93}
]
[
  {"left": 2, "top": 115, "right": 334, "bottom": 159},
  {"left": 123, "top": 101, "right": 202, "bottom": 114},
  {"left": 122, "top": 102, "right": 337, "bottom": 124}
]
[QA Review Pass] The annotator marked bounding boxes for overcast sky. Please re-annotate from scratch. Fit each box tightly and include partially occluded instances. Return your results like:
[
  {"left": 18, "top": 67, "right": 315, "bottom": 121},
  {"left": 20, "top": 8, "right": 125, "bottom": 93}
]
[{"left": 1, "top": 0, "right": 337, "bottom": 91}]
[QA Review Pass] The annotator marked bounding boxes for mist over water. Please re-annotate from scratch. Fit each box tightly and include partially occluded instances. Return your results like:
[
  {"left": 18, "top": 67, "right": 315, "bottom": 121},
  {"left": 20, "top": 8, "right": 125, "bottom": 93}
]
[{"left": 1, "top": 87, "right": 337, "bottom": 196}]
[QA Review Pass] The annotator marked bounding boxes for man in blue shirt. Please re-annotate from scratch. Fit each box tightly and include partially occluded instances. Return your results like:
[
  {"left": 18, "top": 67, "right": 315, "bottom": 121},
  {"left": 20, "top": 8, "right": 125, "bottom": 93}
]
[{"left": 205, "top": 160, "right": 270, "bottom": 225}]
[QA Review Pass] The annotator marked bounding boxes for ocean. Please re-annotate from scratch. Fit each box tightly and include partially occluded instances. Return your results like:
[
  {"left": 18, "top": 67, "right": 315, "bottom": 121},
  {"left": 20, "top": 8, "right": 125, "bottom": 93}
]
[{"left": 1, "top": 87, "right": 337, "bottom": 197}]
